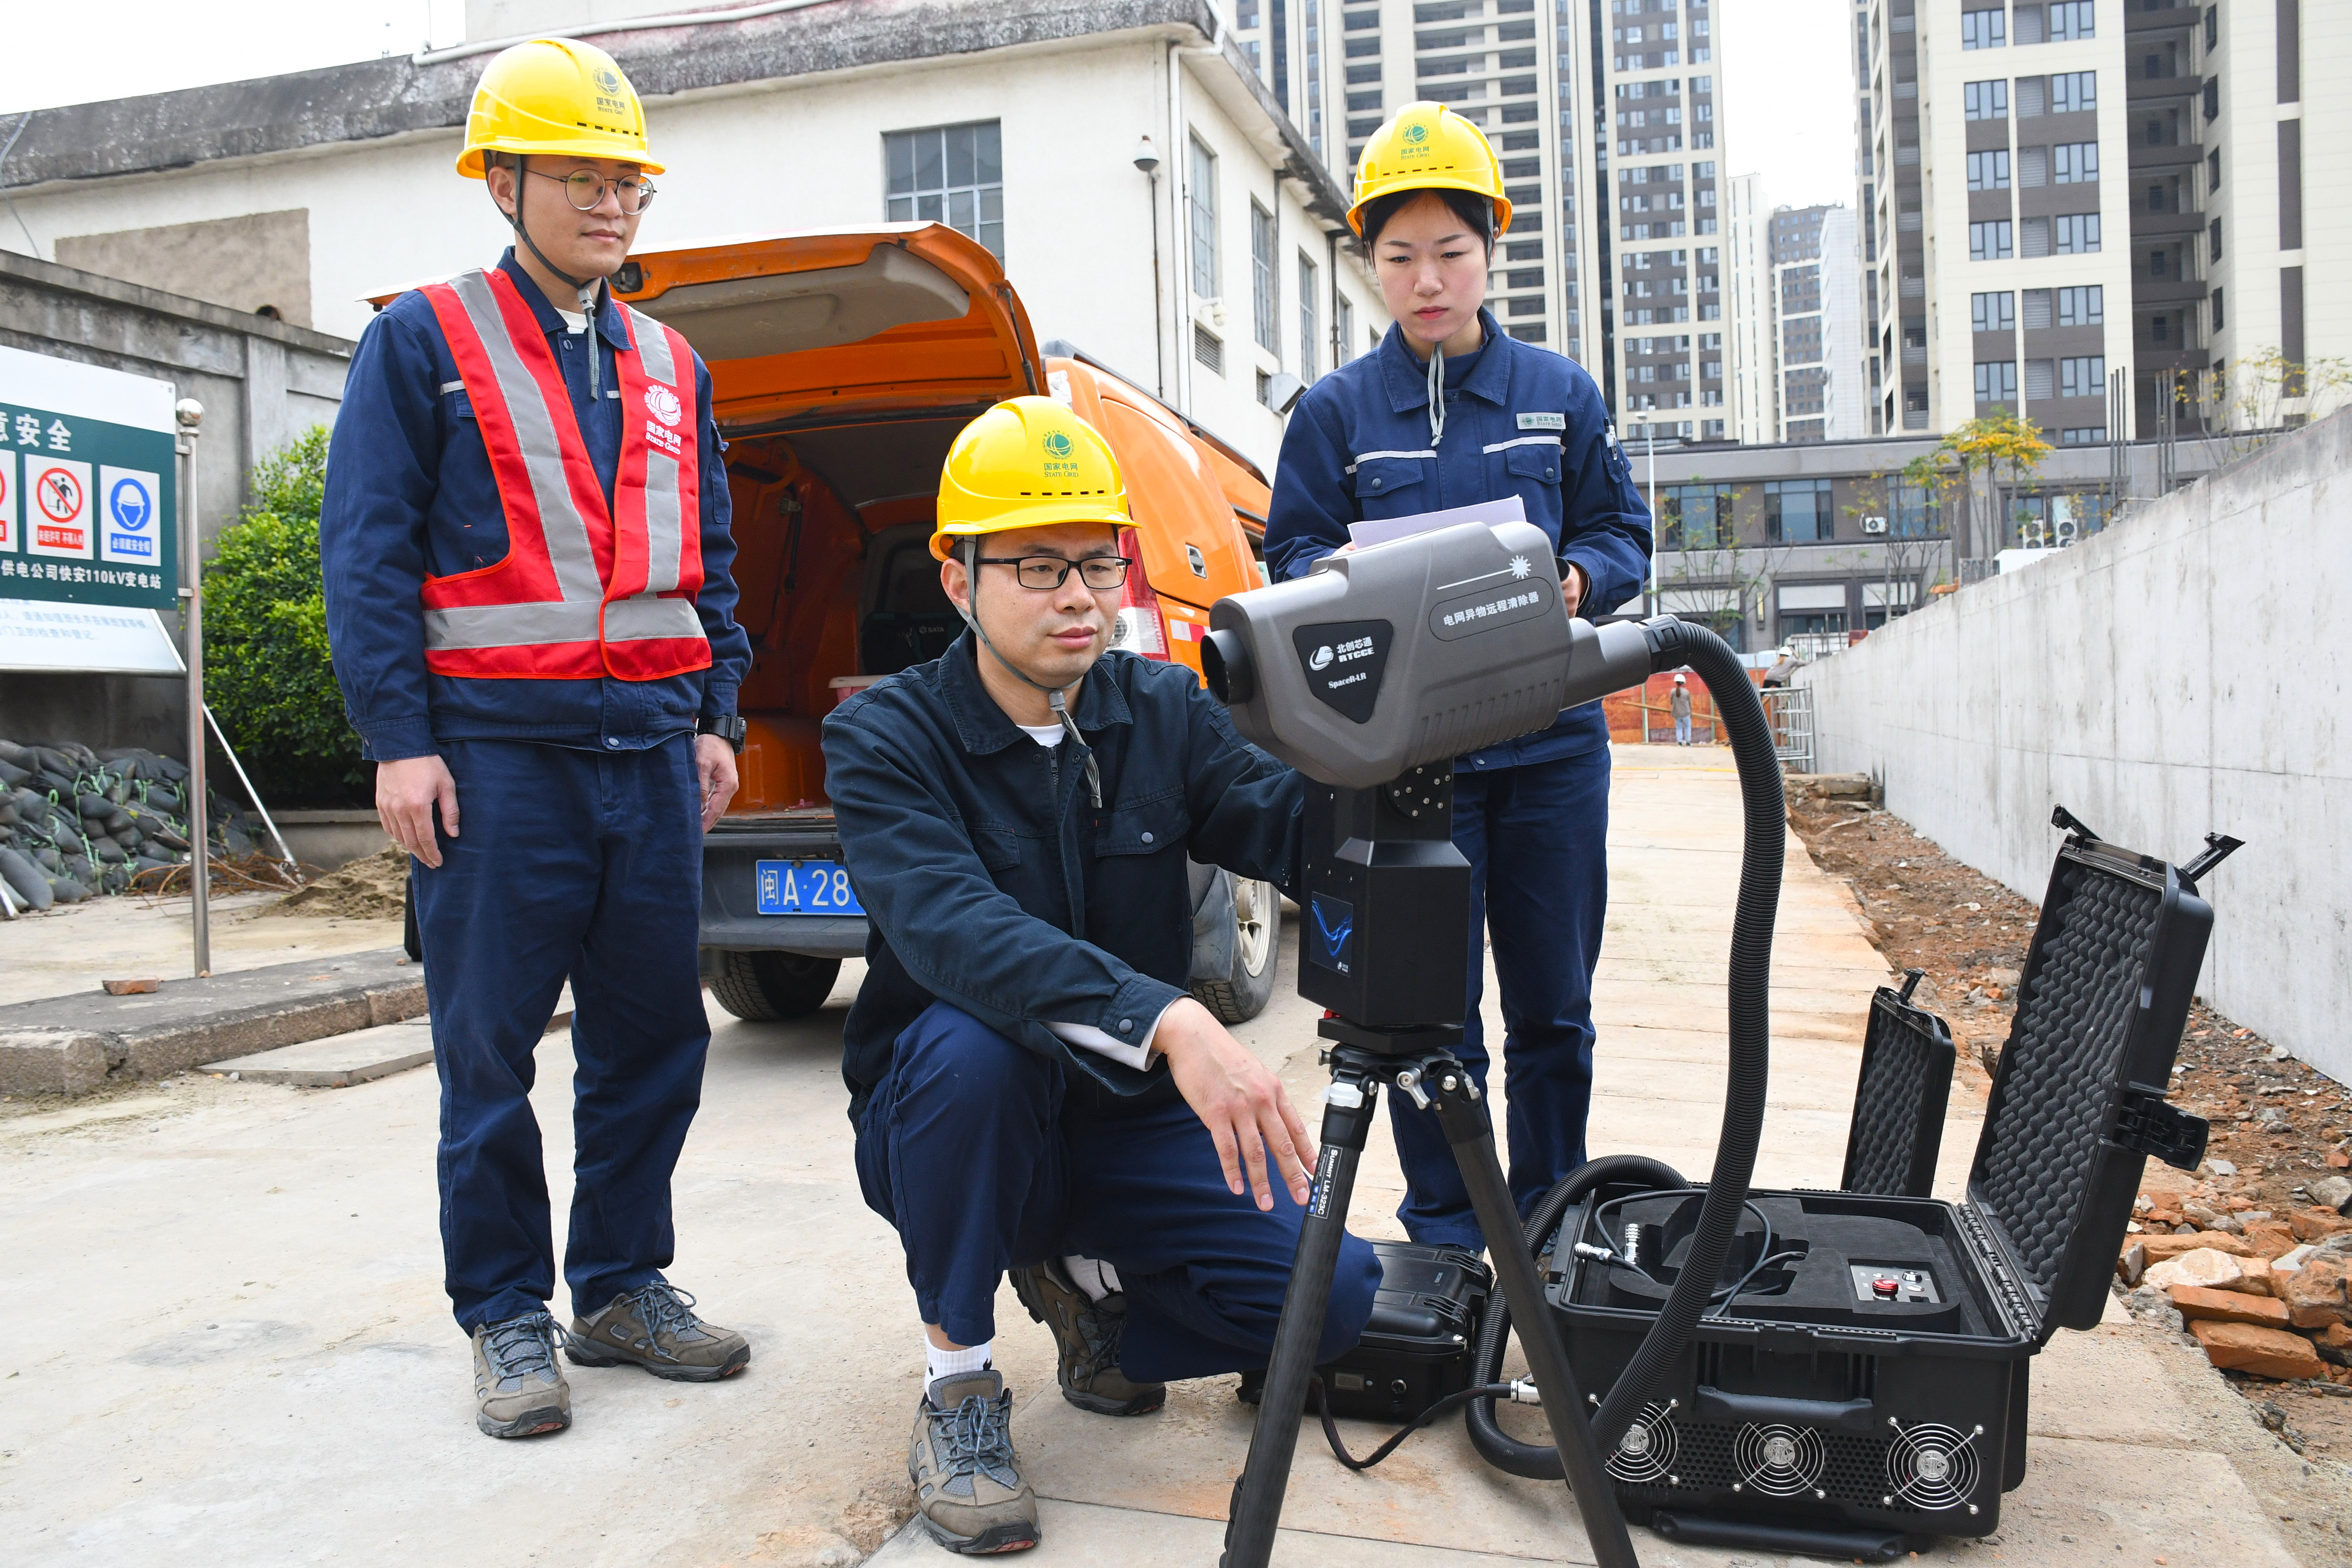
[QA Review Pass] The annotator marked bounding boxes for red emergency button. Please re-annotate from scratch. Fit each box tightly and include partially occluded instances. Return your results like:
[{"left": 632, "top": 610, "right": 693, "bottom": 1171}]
[{"left": 1872, "top": 1277, "right": 1900, "bottom": 1299}]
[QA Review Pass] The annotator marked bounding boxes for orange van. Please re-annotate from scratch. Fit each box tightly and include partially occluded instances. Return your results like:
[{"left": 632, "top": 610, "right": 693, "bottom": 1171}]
[{"left": 597, "top": 225, "right": 1282, "bottom": 1025}]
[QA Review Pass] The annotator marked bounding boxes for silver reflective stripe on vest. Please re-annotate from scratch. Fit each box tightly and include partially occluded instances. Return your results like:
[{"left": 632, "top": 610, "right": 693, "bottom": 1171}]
[
  {"left": 604, "top": 594, "right": 704, "bottom": 644},
  {"left": 424, "top": 600, "right": 603, "bottom": 650},
  {"left": 642, "top": 447, "right": 684, "bottom": 594},
  {"left": 446, "top": 271, "right": 604, "bottom": 606},
  {"left": 626, "top": 304, "right": 677, "bottom": 387}
]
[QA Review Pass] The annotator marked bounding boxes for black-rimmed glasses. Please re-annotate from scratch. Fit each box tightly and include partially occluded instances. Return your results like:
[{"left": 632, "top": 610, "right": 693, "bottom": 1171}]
[
  {"left": 974, "top": 555, "right": 1132, "bottom": 591},
  {"left": 528, "top": 168, "right": 658, "bottom": 214}
]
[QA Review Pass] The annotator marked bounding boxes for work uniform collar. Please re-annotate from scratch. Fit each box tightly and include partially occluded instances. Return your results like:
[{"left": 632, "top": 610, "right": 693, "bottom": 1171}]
[
  {"left": 936, "top": 632, "right": 1134, "bottom": 757},
  {"left": 496, "top": 249, "right": 634, "bottom": 353},
  {"left": 1376, "top": 307, "right": 1511, "bottom": 414}
]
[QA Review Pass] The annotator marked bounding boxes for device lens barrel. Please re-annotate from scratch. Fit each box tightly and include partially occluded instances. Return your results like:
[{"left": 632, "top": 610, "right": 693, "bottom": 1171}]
[{"left": 1203, "top": 627, "right": 1255, "bottom": 705}]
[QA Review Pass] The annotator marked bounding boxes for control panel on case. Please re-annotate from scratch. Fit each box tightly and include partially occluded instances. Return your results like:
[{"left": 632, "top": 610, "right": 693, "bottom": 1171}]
[{"left": 1849, "top": 1263, "right": 1941, "bottom": 1304}]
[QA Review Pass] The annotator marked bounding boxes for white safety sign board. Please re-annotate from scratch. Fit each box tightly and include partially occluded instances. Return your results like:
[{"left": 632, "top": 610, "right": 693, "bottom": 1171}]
[{"left": 0, "top": 598, "right": 185, "bottom": 673}]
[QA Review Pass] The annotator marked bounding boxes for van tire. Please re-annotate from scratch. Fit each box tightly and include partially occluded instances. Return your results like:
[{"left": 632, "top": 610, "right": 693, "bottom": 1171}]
[
  {"left": 1189, "top": 874, "right": 1280, "bottom": 1024},
  {"left": 709, "top": 950, "right": 842, "bottom": 1021}
]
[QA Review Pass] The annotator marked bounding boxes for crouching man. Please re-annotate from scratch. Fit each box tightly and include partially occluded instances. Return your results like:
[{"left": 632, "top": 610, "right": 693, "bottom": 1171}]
[{"left": 823, "top": 398, "right": 1380, "bottom": 1555}]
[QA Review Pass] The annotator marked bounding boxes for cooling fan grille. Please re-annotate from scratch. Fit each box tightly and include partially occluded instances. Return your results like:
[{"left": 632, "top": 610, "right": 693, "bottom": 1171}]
[
  {"left": 1604, "top": 1401, "right": 1679, "bottom": 1484},
  {"left": 1884, "top": 1420, "right": 1983, "bottom": 1514},
  {"left": 1731, "top": 1421, "right": 1825, "bottom": 1499}
]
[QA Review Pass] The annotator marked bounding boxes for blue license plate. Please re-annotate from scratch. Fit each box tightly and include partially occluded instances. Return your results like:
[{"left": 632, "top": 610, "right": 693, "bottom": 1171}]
[{"left": 755, "top": 860, "right": 865, "bottom": 917}]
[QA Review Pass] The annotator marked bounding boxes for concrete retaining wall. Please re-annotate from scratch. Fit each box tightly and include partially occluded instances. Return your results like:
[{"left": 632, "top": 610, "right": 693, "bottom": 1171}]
[{"left": 1797, "top": 409, "right": 2350, "bottom": 1081}]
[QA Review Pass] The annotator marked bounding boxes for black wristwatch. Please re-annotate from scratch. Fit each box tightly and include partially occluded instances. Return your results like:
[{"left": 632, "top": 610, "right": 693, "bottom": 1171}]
[{"left": 697, "top": 714, "right": 748, "bottom": 754}]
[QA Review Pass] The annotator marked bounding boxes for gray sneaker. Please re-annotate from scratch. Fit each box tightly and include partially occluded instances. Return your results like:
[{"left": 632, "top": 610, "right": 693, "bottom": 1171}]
[
  {"left": 564, "top": 1281, "right": 750, "bottom": 1382},
  {"left": 909, "top": 1369, "right": 1039, "bottom": 1554},
  {"left": 1009, "top": 1259, "right": 1165, "bottom": 1416},
  {"left": 471, "top": 1311, "right": 570, "bottom": 1438}
]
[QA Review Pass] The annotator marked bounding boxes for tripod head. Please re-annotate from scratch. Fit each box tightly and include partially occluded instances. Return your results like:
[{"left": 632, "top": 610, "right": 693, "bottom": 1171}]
[{"left": 1202, "top": 520, "right": 1655, "bottom": 789}]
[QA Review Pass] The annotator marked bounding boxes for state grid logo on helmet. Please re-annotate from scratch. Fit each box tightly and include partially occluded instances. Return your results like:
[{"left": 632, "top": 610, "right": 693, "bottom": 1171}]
[{"left": 1040, "top": 427, "right": 1080, "bottom": 480}]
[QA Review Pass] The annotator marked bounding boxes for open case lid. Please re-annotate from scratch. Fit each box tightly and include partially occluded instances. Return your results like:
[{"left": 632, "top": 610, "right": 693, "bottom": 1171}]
[
  {"left": 1962, "top": 813, "right": 2236, "bottom": 1346},
  {"left": 1840, "top": 971, "right": 1957, "bottom": 1200}
]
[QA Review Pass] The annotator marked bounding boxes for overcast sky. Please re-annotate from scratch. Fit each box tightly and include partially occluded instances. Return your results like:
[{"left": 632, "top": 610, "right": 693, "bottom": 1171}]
[{"left": 2, "top": 0, "right": 1857, "bottom": 213}]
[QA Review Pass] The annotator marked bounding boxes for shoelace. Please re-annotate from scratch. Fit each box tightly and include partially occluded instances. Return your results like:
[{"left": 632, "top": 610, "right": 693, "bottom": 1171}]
[
  {"left": 625, "top": 1281, "right": 702, "bottom": 1342},
  {"left": 935, "top": 1392, "right": 1017, "bottom": 1477},
  {"left": 482, "top": 1312, "right": 558, "bottom": 1384}
]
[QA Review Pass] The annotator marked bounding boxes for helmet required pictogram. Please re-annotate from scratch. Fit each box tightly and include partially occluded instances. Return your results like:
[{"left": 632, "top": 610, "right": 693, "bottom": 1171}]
[{"left": 1347, "top": 101, "right": 1512, "bottom": 238}]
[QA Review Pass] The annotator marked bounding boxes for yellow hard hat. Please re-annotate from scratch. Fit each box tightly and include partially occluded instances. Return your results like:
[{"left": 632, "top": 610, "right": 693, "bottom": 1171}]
[
  {"left": 1348, "top": 102, "right": 1511, "bottom": 238},
  {"left": 931, "top": 397, "right": 1131, "bottom": 560},
  {"left": 456, "top": 38, "right": 664, "bottom": 179}
]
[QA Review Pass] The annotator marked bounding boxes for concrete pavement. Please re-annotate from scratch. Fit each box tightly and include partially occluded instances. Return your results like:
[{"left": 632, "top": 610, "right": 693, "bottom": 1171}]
[{"left": 0, "top": 747, "right": 2327, "bottom": 1566}]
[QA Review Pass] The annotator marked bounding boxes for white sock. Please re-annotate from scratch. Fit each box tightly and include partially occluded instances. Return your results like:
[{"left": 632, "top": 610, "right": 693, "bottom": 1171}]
[
  {"left": 1062, "top": 1254, "right": 1122, "bottom": 1301},
  {"left": 926, "top": 1336, "right": 993, "bottom": 1385}
]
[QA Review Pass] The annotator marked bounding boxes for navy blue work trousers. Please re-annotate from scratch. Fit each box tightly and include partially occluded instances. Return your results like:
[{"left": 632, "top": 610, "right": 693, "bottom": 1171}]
[
  {"left": 1388, "top": 746, "right": 1611, "bottom": 1249},
  {"left": 855, "top": 1002, "right": 1381, "bottom": 1383},
  {"left": 412, "top": 735, "right": 710, "bottom": 1332}
]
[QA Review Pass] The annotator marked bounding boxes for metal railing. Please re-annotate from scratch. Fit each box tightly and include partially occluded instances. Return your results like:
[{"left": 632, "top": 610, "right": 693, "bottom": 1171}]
[{"left": 1761, "top": 685, "right": 1816, "bottom": 775}]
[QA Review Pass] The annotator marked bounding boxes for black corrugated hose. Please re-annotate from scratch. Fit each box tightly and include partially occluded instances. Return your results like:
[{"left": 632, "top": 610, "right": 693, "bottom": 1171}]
[{"left": 1467, "top": 617, "right": 1785, "bottom": 1477}]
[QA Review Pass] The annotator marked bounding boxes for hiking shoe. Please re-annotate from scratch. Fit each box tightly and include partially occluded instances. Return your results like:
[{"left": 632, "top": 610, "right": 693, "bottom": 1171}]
[
  {"left": 1009, "top": 1258, "right": 1165, "bottom": 1416},
  {"left": 909, "top": 1369, "right": 1038, "bottom": 1555},
  {"left": 564, "top": 1282, "right": 750, "bottom": 1382},
  {"left": 472, "top": 1311, "right": 570, "bottom": 1439}
]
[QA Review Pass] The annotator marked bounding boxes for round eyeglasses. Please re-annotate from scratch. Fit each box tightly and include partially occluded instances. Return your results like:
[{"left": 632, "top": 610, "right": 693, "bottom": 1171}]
[
  {"left": 974, "top": 555, "right": 1132, "bottom": 591},
  {"left": 528, "top": 168, "right": 658, "bottom": 215}
]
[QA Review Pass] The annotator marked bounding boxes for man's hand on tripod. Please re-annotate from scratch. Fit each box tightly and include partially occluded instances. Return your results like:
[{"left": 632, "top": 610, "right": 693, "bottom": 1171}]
[{"left": 1157, "top": 998, "right": 1317, "bottom": 1212}]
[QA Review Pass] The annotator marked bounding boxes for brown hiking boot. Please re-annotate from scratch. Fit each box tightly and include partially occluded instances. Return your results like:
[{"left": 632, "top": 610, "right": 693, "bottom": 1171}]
[
  {"left": 1009, "top": 1259, "right": 1165, "bottom": 1416},
  {"left": 563, "top": 1282, "right": 750, "bottom": 1382},
  {"left": 471, "top": 1311, "right": 570, "bottom": 1438},
  {"left": 909, "top": 1368, "right": 1038, "bottom": 1554}
]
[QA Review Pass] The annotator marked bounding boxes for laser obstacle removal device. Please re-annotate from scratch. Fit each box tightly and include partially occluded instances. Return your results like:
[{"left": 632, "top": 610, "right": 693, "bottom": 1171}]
[{"left": 1200, "top": 521, "right": 1789, "bottom": 1568}]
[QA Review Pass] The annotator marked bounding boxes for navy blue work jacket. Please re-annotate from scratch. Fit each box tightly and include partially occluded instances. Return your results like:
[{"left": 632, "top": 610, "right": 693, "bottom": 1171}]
[
  {"left": 1265, "top": 309, "right": 1653, "bottom": 770},
  {"left": 824, "top": 634, "right": 1303, "bottom": 1120},
  {"left": 321, "top": 250, "right": 751, "bottom": 761}
]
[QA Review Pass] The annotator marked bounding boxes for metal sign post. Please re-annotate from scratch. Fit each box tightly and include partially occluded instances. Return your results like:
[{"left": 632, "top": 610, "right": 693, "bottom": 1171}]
[{"left": 176, "top": 398, "right": 208, "bottom": 977}]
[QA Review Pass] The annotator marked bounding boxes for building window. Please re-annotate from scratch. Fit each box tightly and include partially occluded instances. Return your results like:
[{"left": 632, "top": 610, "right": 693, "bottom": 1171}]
[
  {"left": 1975, "top": 359, "right": 2019, "bottom": 407},
  {"left": 885, "top": 120, "right": 1005, "bottom": 260},
  {"left": 2053, "top": 142, "right": 2099, "bottom": 183},
  {"left": 1961, "top": 7, "right": 2007, "bottom": 49},
  {"left": 2059, "top": 354, "right": 2105, "bottom": 399},
  {"left": 1250, "top": 202, "right": 1277, "bottom": 352},
  {"left": 2054, "top": 213, "right": 2101, "bottom": 253},
  {"left": 1335, "top": 294, "right": 1354, "bottom": 364},
  {"left": 1964, "top": 80, "right": 2009, "bottom": 121},
  {"left": 2050, "top": 71, "right": 2097, "bottom": 114},
  {"left": 1764, "top": 478, "right": 1834, "bottom": 544},
  {"left": 2057, "top": 284, "right": 2103, "bottom": 326},
  {"left": 2049, "top": 1, "right": 2095, "bottom": 41},
  {"left": 2209, "top": 216, "right": 2223, "bottom": 262},
  {"left": 1972, "top": 291, "right": 2016, "bottom": 333},
  {"left": 1970, "top": 220, "right": 2014, "bottom": 261},
  {"left": 1968, "top": 150, "right": 2012, "bottom": 191},
  {"left": 1188, "top": 137, "right": 1219, "bottom": 299},
  {"left": 1662, "top": 483, "right": 1733, "bottom": 550},
  {"left": 2210, "top": 286, "right": 2224, "bottom": 332},
  {"left": 1892, "top": 480, "right": 1940, "bottom": 537},
  {"left": 1298, "top": 253, "right": 1320, "bottom": 378}
]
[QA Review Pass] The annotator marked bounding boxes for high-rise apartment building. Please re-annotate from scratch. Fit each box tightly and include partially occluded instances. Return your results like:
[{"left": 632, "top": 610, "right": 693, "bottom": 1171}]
[
  {"left": 1725, "top": 172, "right": 1775, "bottom": 443},
  {"left": 1228, "top": 0, "right": 1731, "bottom": 441}
]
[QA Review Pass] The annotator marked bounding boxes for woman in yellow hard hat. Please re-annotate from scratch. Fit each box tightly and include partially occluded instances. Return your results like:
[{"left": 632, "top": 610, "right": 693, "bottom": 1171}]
[
  {"left": 1264, "top": 101, "right": 1657, "bottom": 1255},
  {"left": 821, "top": 395, "right": 1380, "bottom": 1554},
  {"left": 318, "top": 38, "right": 756, "bottom": 1440}
]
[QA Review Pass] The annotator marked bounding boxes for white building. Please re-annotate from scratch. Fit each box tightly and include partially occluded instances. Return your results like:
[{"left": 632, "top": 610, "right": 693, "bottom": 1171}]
[
  {"left": 0, "top": 0, "right": 1387, "bottom": 475},
  {"left": 1724, "top": 171, "right": 1774, "bottom": 443}
]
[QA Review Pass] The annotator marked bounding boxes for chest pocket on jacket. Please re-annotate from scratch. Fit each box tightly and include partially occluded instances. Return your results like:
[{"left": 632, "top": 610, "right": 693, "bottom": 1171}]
[
  {"left": 1503, "top": 441, "right": 1563, "bottom": 487},
  {"left": 972, "top": 824, "right": 1023, "bottom": 874},
  {"left": 1093, "top": 793, "right": 1187, "bottom": 858},
  {"left": 1352, "top": 456, "right": 1426, "bottom": 503}
]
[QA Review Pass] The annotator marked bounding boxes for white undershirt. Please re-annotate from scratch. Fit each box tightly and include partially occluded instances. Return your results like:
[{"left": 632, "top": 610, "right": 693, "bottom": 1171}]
[
  {"left": 1018, "top": 724, "right": 1173, "bottom": 1070},
  {"left": 553, "top": 307, "right": 588, "bottom": 335}
]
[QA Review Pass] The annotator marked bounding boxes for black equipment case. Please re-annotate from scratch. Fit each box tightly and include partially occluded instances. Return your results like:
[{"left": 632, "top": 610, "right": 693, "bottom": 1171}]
[
  {"left": 1545, "top": 815, "right": 2232, "bottom": 1556},
  {"left": 1241, "top": 1239, "right": 1489, "bottom": 1422},
  {"left": 1839, "top": 970, "right": 1957, "bottom": 1199}
]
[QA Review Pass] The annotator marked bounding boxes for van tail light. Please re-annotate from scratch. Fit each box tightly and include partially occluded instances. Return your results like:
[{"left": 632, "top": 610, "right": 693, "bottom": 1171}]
[{"left": 1109, "top": 525, "right": 1168, "bottom": 659}]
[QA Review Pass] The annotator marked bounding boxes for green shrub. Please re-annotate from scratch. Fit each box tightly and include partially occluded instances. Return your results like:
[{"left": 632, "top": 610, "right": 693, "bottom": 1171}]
[{"left": 204, "top": 426, "right": 365, "bottom": 805}]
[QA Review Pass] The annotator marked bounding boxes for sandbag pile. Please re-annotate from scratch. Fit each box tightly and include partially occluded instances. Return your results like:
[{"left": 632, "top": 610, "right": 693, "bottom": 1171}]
[{"left": 0, "top": 738, "right": 272, "bottom": 910}]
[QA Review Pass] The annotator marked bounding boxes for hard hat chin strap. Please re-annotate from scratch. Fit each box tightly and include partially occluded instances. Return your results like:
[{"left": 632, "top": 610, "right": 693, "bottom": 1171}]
[
  {"left": 493, "top": 155, "right": 613, "bottom": 399},
  {"left": 1426, "top": 342, "right": 1447, "bottom": 449},
  {"left": 957, "top": 538, "right": 1103, "bottom": 808}
]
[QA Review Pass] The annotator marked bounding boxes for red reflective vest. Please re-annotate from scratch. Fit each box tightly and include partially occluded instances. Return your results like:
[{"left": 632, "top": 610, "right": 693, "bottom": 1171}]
[{"left": 416, "top": 267, "right": 711, "bottom": 682}]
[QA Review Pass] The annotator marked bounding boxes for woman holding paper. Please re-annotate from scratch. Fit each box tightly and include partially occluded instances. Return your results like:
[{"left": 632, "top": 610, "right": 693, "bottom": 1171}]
[{"left": 1264, "top": 101, "right": 1654, "bottom": 1253}]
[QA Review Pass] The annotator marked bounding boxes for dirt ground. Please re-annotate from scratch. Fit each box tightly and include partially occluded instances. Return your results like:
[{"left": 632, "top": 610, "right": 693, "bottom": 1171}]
[
  {"left": 264, "top": 844, "right": 406, "bottom": 921},
  {"left": 1785, "top": 784, "right": 2352, "bottom": 1475}
]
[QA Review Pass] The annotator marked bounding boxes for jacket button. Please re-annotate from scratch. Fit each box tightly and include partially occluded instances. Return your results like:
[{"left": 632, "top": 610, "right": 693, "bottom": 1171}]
[
  {"left": 605, "top": 738, "right": 621, "bottom": 749},
  {"left": 1119, "top": 1018, "right": 1133, "bottom": 1032},
  {"left": 1369, "top": 477, "right": 1383, "bottom": 489},
  {"left": 1546, "top": 467, "right": 1558, "bottom": 481},
  {"left": 1141, "top": 831, "right": 1154, "bottom": 844}
]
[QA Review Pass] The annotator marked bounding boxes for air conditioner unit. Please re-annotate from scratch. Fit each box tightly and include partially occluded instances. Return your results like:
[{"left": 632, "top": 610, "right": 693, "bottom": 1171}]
[{"left": 1862, "top": 515, "right": 1889, "bottom": 534}]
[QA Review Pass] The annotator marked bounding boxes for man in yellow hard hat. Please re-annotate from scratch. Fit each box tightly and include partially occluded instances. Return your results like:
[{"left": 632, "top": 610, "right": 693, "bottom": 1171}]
[
  {"left": 1267, "top": 103, "right": 1652, "bottom": 1257},
  {"left": 320, "top": 39, "right": 754, "bottom": 1439},
  {"left": 822, "top": 397, "right": 1379, "bottom": 1555}
]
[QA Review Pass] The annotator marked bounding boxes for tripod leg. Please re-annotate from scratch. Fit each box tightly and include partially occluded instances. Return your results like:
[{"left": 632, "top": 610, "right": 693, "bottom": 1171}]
[
  {"left": 1432, "top": 1091, "right": 1643, "bottom": 1568},
  {"left": 1221, "top": 1077, "right": 1376, "bottom": 1568}
]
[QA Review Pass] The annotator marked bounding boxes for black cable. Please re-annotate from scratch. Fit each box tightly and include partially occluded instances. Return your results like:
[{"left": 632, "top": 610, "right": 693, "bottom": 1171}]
[
  {"left": 1707, "top": 1250, "right": 1807, "bottom": 1320},
  {"left": 1580, "top": 1189, "right": 1775, "bottom": 1303},
  {"left": 1307, "top": 1377, "right": 1521, "bottom": 1472}
]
